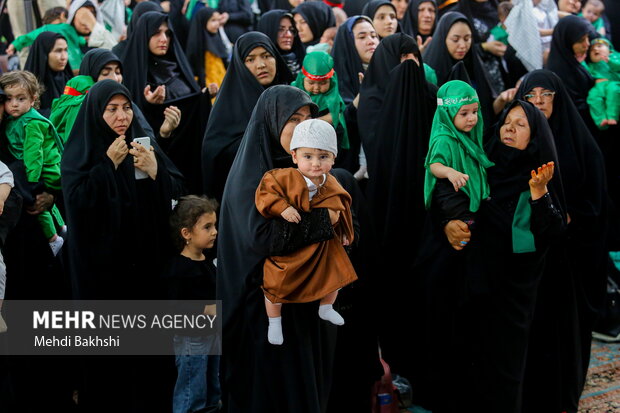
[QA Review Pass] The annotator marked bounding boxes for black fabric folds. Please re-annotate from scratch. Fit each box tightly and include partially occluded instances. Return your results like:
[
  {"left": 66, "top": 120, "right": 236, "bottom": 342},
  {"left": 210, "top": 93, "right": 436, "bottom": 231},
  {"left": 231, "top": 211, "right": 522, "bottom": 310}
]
[
  {"left": 112, "top": 1, "right": 163, "bottom": 57},
  {"left": 422, "top": 11, "right": 497, "bottom": 126},
  {"left": 218, "top": 0, "right": 253, "bottom": 42},
  {"left": 358, "top": 33, "right": 420, "bottom": 176},
  {"left": 61, "top": 79, "right": 185, "bottom": 300},
  {"left": 547, "top": 15, "right": 595, "bottom": 113},
  {"left": 292, "top": 1, "right": 336, "bottom": 46},
  {"left": 331, "top": 16, "right": 372, "bottom": 104},
  {"left": 401, "top": 0, "right": 437, "bottom": 41},
  {"left": 256, "top": 9, "right": 306, "bottom": 69},
  {"left": 186, "top": 7, "right": 229, "bottom": 88},
  {"left": 23, "top": 31, "right": 74, "bottom": 116},
  {"left": 217, "top": 85, "right": 342, "bottom": 413},
  {"left": 201, "top": 31, "right": 293, "bottom": 201}
]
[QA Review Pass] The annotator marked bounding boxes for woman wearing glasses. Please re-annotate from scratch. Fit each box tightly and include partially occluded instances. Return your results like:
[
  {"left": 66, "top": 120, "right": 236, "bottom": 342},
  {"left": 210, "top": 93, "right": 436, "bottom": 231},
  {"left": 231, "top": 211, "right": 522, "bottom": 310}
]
[
  {"left": 257, "top": 10, "right": 306, "bottom": 75},
  {"left": 516, "top": 69, "right": 609, "bottom": 413}
]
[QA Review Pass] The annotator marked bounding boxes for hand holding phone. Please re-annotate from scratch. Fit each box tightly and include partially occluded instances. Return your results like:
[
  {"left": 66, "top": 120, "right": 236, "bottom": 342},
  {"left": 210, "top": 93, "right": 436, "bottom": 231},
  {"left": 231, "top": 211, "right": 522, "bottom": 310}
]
[{"left": 132, "top": 137, "right": 151, "bottom": 180}]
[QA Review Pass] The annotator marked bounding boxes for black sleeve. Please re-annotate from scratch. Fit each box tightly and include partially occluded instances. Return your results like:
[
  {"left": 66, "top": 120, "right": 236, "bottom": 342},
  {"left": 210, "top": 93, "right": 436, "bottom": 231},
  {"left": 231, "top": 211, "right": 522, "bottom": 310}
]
[
  {"left": 530, "top": 192, "right": 565, "bottom": 248},
  {"left": 431, "top": 179, "right": 476, "bottom": 227}
]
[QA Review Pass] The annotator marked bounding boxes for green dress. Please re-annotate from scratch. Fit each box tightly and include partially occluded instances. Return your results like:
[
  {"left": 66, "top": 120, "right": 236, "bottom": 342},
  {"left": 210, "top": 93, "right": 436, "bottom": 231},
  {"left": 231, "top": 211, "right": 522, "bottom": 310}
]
[
  {"left": 5, "top": 108, "right": 65, "bottom": 238},
  {"left": 424, "top": 80, "right": 494, "bottom": 212}
]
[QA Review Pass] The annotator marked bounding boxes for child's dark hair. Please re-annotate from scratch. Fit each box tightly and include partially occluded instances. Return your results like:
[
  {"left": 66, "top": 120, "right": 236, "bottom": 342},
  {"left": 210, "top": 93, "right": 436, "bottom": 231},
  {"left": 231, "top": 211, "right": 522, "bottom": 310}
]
[
  {"left": 0, "top": 71, "right": 44, "bottom": 109},
  {"left": 170, "top": 195, "right": 219, "bottom": 251},
  {"left": 42, "top": 7, "right": 68, "bottom": 25},
  {"left": 497, "top": 1, "right": 513, "bottom": 20}
]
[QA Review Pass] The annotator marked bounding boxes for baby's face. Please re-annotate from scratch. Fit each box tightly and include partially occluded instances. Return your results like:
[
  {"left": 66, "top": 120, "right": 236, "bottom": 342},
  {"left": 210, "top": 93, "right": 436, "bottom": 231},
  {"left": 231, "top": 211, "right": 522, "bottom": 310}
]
[
  {"left": 303, "top": 77, "right": 331, "bottom": 95},
  {"left": 590, "top": 43, "right": 610, "bottom": 63},
  {"left": 582, "top": 3, "right": 603, "bottom": 22},
  {"left": 292, "top": 147, "right": 335, "bottom": 180}
]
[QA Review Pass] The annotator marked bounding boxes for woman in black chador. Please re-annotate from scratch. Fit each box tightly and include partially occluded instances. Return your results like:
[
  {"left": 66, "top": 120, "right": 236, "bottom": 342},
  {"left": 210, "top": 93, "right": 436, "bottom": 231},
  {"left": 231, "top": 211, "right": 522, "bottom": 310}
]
[
  {"left": 460, "top": 100, "right": 565, "bottom": 412},
  {"left": 201, "top": 31, "right": 293, "bottom": 201},
  {"left": 257, "top": 9, "right": 306, "bottom": 76},
  {"left": 292, "top": 1, "right": 336, "bottom": 47},
  {"left": 422, "top": 12, "right": 497, "bottom": 126},
  {"left": 112, "top": 0, "right": 163, "bottom": 58},
  {"left": 516, "top": 69, "right": 608, "bottom": 413},
  {"left": 401, "top": 0, "right": 437, "bottom": 45},
  {"left": 120, "top": 11, "right": 209, "bottom": 193},
  {"left": 217, "top": 85, "right": 341, "bottom": 412},
  {"left": 61, "top": 80, "right": 184, "bottom": 411},
  {"left": 24, "top": 31, "right": 74, "bottom": 117}
]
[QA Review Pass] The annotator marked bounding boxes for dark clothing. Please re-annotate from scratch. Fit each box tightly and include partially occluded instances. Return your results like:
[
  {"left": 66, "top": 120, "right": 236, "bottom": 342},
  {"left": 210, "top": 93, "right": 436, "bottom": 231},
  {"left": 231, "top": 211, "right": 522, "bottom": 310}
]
[
  {"left": 331, "top": 16, "right": 370, "bottom": 104},
  {"left": 292, "top": 2, "right": 336, "bottom": 47},
  {"left": 219, "top": 0, "right": 254, "bottom": 42},
  {"left": 23, "top": 31, "right": 74, "bottom": 117},
  {"left": 112, "top": 1, "right": 164, "bottom": 58},
  {"left": 256, "top": 10, "right": 305, "bottom": 75},
  {"left": 217, "top": 85, "right": 343, "bottom": 413},
  {"left": 201, "top": 31, "right": 293, "bottom": 201},
  {"left": 401, "top": 0, "right": 437, "bottom": 41},
  {"left": 186, "top": 7, "right": 229, "bottom": 88}
]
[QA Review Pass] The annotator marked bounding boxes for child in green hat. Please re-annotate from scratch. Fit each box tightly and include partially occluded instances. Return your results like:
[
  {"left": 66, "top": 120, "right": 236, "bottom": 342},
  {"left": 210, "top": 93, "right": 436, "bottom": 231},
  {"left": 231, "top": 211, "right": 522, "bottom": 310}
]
[
  {"left": 291, "top": 51, "right": 349, "bottom": 151},
  {"left": 424, "top": 80, "right": 494, "bottom": 237},
  {"left": 49, "top": 75, "right": 94, "bottom": 144},
  {"left": 583, "top": 38, "right": 620, "bottom": 129}
]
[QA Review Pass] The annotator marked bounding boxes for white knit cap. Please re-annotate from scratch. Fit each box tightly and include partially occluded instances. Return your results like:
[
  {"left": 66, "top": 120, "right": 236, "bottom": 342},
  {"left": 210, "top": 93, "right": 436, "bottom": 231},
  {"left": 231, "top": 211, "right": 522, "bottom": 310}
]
[{"left": 290, "top": 119, "right": 338, "bottom": 156}]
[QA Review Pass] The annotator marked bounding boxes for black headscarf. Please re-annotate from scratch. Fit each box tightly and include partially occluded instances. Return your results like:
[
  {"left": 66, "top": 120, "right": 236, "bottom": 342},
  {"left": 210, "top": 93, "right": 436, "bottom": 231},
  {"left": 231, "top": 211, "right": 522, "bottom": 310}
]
[
  {"left": 201, "top": 31, "right": 293, "bottom": 201},
  {"left": 422, "top": 12, "right": 497, "bottom": 126},
  {"left": 218, "top": 0, "right": 254, "bottom": 43},
  {"left": 186, "top": 7, "right": 229, "bottom": 88},
  {"left": 79, "top": 48, "right": 123, "bottom": 80},
  {"left": 515, "top": 70, "right": 605, "bottom": 224},
  {"left": 120, "top": 11, "right": 200, "bottom": 108},
  {"left": 24, "top": 31, "right": 74, "bottom": 116},
  {"left": 61, "top": 80, "right": 184, "bottom": 299},
  {"left": 453, "top": 0, "right": 498, "bottom": 43},
  {"left": 401, "top": 0, "right": 437, "bottom": 41},
  {"left": 331, "top": 16, "right": 373, "bottom": 104},
  {"left": 547, "top": 15, "right": 595, "bottom": 113},
  {"left": 112, "top": 1, "right": 164, "bottom": 57},
  {"left": 256, "top": 9, "right": 306, "bottom": 74},
  {"left": 292, "top": 1, "right": 336, "bottom": 46},
  {"left": 217, "top": 86, "right": 330, "bottom": 411},
  {"left": 362, "top": 0, "right": 400, "bottom": 37},
  {"left": 486, "top": 100, "right": 565, "bottom": 215},
  {"left": 358, "top": 33, "right": 419, "bottom": 175}
]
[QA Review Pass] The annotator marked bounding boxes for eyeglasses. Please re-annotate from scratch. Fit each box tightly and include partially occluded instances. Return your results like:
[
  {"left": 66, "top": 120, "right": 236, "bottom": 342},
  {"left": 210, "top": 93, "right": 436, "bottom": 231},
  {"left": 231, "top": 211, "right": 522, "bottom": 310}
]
[
  {"left": 278, "top": 27, "right": 297, "bottom": 36},
  {"left": 523, "top": 91, "right": 555, "bottom": 101}
]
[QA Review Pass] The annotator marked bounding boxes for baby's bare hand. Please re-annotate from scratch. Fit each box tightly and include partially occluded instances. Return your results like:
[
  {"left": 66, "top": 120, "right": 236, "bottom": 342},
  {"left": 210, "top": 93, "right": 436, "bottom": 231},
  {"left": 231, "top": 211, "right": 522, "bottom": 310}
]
[
  {"left": 281, "top": 206, "right": 301, "bottom": 223},
  {"left": 447, "top": 170, "right": 469, "bottom": 192}
]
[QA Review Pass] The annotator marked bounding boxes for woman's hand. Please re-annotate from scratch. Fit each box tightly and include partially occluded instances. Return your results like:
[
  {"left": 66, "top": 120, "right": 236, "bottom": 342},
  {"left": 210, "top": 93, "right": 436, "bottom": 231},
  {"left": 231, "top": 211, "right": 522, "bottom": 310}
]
[
  {"left": 416, "top": 35, "right": 432, "bottom": 54},
  {"left": 482, "top": 40, "right": 507, "bottom": 57},
  {"left": 106, "top": 135, "right": 129, "bottom": 169},
  {"left": 208, "top": 82, "right": 219, "bottom": 98},
  {"left": 529, "top": 161, "right": 554, "bottom": 200},
  {"left": 444, "top": 220, "right": 471, "bottom": 250},
  {"left": 281, "top": 206, "right": 301, "bottom": 223},
  {"left": 144, "top": 85, "right": 166, "bottom": 105},
  {"left": 159, "top": 106, "right": 182, "bottom": 138},
  {"left": 130, "top": 142, "right": 158, "bottom": 180}
]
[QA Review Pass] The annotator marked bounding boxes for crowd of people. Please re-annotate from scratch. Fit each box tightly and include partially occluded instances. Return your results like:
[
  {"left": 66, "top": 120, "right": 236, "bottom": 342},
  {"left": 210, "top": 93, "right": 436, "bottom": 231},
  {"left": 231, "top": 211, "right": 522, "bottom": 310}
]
[{"left": 0, "top": 0, "right": 619, "bottom": 412}]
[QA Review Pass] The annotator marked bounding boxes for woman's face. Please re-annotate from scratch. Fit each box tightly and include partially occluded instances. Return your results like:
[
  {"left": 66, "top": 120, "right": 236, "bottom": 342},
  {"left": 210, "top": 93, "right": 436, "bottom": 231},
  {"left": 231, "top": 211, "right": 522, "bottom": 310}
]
[
  {"left": 500, "top": 105, "right": 531, "bottom": 150},
  {"left": 294, "top": 13, "right": 313, "bottom": 43},
  {"left": 352, "top": 20, "right": 379, "bottom": 64},
  {"left": 148, "top": 22, "right": 171, "bottom": 56},
  {"left": 280, "top": 105, "right": 313, "bottom": 151},
  {"left": 572, "top": 34, "right": 590, "bottom": 60},
  {"left": 373, "top": 5, "right": 398, "bottom": 38},
  {"left": 103, "top": 94, "right": 134, "bottom": 136},
  {"left": 445, "top": 21, "right": 472, "bottom": 60},
  {"left": 558, "top": 0, "right": 581, "bottom": 14},
  {"left": 98, "top": 62, "right": 123, "bottom": 83},
  {"left": 391, "top": 0, "right": 409, "bottom": 20},
  {"left": 417, "top": 1, "right": 436, "bottom": 35},
  {"left": 206, "top": 12, "right": 221, "bottom": 34},
  {"left": 244, "top": 46, "right": 277, "bottom": 86},
  {"left": 48, "top": 38, "right": 68, "bottom": 72},
  {"left": 524, "top": 86, "right": 555, "bottom": 119},
  {"left": 277, "top": 17, "right": 296, "bottom": 51}
]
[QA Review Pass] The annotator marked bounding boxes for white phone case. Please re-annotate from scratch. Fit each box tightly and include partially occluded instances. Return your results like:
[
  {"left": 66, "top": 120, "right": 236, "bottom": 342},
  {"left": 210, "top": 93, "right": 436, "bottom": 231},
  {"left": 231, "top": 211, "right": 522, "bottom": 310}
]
[{"left": 133, "top": 137, "right": 150, "bottom": 180}]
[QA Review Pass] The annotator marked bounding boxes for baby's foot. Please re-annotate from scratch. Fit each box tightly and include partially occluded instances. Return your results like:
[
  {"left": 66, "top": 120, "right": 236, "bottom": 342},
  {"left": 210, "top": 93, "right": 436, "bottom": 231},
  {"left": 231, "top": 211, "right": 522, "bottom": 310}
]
[
  {"left": 268, "top": 317, "right": 283, "bottom": 345},
  {"left": 318, "top": 304, "right": 344, "bottom": 326}
]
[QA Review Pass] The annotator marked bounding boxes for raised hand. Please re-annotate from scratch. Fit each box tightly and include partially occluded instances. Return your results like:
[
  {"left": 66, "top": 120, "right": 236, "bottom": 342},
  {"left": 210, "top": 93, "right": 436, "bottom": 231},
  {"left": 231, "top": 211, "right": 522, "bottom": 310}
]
[{"left": 529, "top": 161, "right": 554, "bottom": 200}]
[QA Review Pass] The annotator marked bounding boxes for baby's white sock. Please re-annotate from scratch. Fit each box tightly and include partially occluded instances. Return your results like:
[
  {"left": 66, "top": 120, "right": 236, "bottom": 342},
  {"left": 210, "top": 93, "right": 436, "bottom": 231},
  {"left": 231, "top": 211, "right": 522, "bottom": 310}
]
[
  {"left": 268, "top": 317, "right": 283, "bottom": 345},
  {"left": 318, "top": 304, "right": 344, "bottom": 325}
]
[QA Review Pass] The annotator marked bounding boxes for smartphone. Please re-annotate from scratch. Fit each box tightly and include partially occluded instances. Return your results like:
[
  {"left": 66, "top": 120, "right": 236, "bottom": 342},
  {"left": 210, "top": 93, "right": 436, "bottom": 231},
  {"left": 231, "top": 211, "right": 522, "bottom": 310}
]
[{"left": 132, "top": 137, "right": 151, "bottom": 180}]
